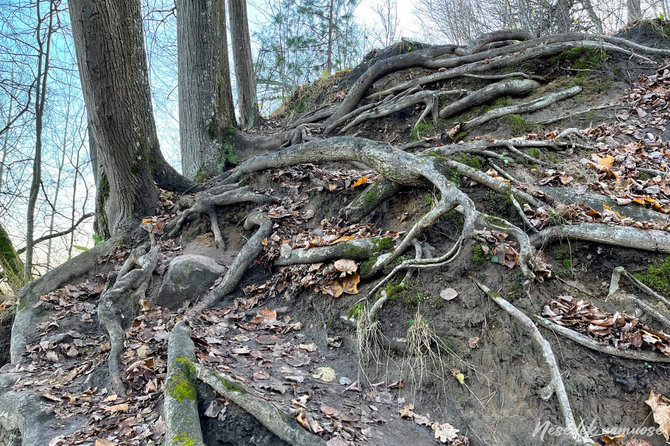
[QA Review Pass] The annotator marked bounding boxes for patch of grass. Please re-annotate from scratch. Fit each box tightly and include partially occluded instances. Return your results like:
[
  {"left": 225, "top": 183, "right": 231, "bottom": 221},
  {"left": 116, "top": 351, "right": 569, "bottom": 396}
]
[
  {"left": 502, "top": 114, "right": 538, "bottom": 136},
  {"left": 525, "top": 148, "right": 541, "bottom": 159},
  {"left": 412, "top": 118, "right": 445, "bottom": 141},
  {"left": 634, "top": 257, "right": 670, "bottom": 294}
]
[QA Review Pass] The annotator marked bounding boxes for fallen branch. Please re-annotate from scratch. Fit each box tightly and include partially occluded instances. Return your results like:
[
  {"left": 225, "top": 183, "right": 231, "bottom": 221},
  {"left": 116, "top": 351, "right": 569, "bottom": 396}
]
[
  {"left": 477, "top": 282, "right": 592, "bottom": 446},
  {"left": 196, "top": 364, "right": 325, "bottom": 446}
]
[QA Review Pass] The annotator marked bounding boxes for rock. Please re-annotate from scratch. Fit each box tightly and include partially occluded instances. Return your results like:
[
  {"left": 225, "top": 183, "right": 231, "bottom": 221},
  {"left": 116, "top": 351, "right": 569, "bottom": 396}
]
[{"left": 156, "top": 255, "right": 225, "bottom": 310}]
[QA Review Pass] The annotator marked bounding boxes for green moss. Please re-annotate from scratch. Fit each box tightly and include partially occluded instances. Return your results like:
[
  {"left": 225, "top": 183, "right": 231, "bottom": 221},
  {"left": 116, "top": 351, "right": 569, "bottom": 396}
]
[
  {"left": 412, "top": 118, "right": 445, "bottom": 141},
  {"left": 502, "top": 114, "right": 538, "bottom": 136},
  {"left": 458, "top": 153, "right": 486, "bottom": 169},
  {"left": 443, "top": 209, "right": 464, "bottom": 231},
  {"left": 525, "top": 148, "right": 541, "bottom": 159},
  {"left": 385, "top": 281, "right": 425, "bottom": 312},
  {"left": 634, "top": 257, "right": 670, "bottom": 294},
  {"left": 424, "top": 194, "right": 433, "bottom": 205},
  {"left": 216, "top": 375, "right": 247, "bottom": 393},
  {"left": 371, "top": 237, "right": 394, "bottom": 251},
  {"left": 360, "top": 257, "right": 376, "bottom": 276},
  {"left": 172, "top": 432, "right": 196, "bottom": 446},
  {"left": 472, "top": 244, "right": 489, "bottom": 270},
  {"left": 167, "top": 357, "right": 197, "bottom": 401}
]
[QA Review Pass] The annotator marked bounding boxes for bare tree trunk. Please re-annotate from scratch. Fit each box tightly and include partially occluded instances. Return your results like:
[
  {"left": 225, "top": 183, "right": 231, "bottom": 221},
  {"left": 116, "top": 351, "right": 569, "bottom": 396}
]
[
  {"left": 581, "top": 0, "right": 603, "bottom": 34},
  {"left": 228, "top": 0, "right": 260, "bottom": 128},
  {"left": 25, "top": 0, "right": 55, "bottom": 282},
  {"left": 326, "top": 0, "right": 335, "bottom": 75},
  {"left": 0, "top": 222, "right": 24, "bottom": 291},
  {"left": 69, "top": 0, "right": 187, "bottom": 234},
  {"left": 627, "top": 0, "right": 643, "bottom": 22},
  {"left": 177, "top": 0, "right": 237, "bottom": 180}
]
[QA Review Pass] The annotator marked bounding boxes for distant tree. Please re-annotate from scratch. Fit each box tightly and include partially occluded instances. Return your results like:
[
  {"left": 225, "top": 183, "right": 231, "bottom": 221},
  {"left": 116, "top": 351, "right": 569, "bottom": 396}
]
[
  {"left": 371, "top": 0, "right": 400, "bottom": 47},
  {"left": 229, "top": 0, "right": 260, "bottom": 128}
]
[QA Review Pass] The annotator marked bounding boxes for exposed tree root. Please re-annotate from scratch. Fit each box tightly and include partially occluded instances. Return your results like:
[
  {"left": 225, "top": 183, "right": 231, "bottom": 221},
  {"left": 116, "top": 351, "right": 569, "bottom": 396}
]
[
  {"left": 166, "top": 186, "right": 275, "bottom": 238},
  {"left": 195, "top": 364, "right": 325, "bottom": 446},
  {"left": 222, "top": 136, "right": 537, "bottom": 277},
  {"left": 98, "top": 240, "right": 158, "bottom": 394},
  {"left": 438, "top": 78, "right": 539, "bottom": 119},
  {"left": 340, "top": 178, "right": 400, "bottom": 223},
  {"left": 373, "top": 38, "right": 653, "bottom": 99},
  {"left": 621, "top": 268, "right": 670, "bottom": 308},
  {"left": 536, "top": 103, "right": 617, "bottom": 125},
  {"left": 476, "top": 282, "right": 592, "bottom": 446},
  {"left": 454, "top": 29, "right": 533, "bottom": 56},
  {"left": 165, "top": 321, "right": 204, "bottom": 446},
  {"left": 11, "top": 234, "right": 123, "bottom": 364},
  {"left": 534, "top": 316, "right": 670, "bottom": 363},
  {"left": 531, "top": 223, "right": 670, "bottom": 254},
  {"left": 456, "top": 86, "right": 582, "bottom": 132},
  {"left": 274, "top": 236, "right": 393, "bottom": 268},
  {"left": 0, "top": 387, "right": 62, "bottom": 446},
  {"left": 188, "top": 211, "right": 272, "bottom": 315},
  {"left": 338, "top": 88, "right": 466, "bottom": 133}
]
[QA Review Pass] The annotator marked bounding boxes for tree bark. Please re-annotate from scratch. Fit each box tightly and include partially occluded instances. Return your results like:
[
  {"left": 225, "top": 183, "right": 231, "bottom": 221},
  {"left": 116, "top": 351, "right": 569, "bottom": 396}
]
[
  {"left": 627, "top": 0, "right": 643, "bottom": 23},
  {"left": 69, "top": 0, "right": 189, "bottom": 234},
  {"left": 0, "top": 222, "right": 24, "bottom": 291},
  {"left": 229, "top": 0, "right": 260, "bottom": 128},
  {"left": 177, "top": 0, "right": 237, "bottom": 180}
]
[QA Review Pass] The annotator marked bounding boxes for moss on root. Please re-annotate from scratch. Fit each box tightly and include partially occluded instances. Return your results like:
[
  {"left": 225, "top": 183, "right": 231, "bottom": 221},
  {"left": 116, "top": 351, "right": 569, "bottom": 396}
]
[
  {"left": 167, "top": 357, "right": 197, "bottom": 401},
  {"left": 634, "top": 257, "right": 670, "bottom": 294}
]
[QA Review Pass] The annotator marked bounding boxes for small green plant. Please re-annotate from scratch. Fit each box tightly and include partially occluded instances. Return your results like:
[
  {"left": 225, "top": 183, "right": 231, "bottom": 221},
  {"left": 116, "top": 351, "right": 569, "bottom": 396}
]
[
  {"left": 458, "top": 153, "right": 486, "bottom": 169},
  {"left": 347, "top": 302, "right": 365, "bottom": 320},
  {"left": 525, "top": 148, "right": 541, "bottom": 159},
  {"left": 92, "top": 234, "right": 104, "bottom": 245},
  {"left": 644, "top": 362, "right": 653, "bottom": 373},
  {"left": 424, "top": 194, "right": 434, "bottom": 206}
]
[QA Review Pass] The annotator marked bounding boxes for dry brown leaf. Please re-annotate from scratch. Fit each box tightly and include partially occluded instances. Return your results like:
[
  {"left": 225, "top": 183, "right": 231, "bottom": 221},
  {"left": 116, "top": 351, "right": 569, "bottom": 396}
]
[
  {"left": 646, "top": 390, "right": 670, "bottom": 441},
  {"left": 95, "top": 439, "right": 118, "bottom": 446},
  {"left": 468, "top": 337, "right": 479, "bottom": 349},
  {"left": 432, "top": 422, "right": 459, "bottom": 443},
  {"left": 107, "top": 403, "right": 129, "bottom": 413},
  {"left": 399, "top": 403, "right": 415, "bottom": 419},
  {"left": 440, "top": 288, "right": 458, "bottom": 301},
  {"left": 334, "top": 259, "right": 357, "bottom": 274}
]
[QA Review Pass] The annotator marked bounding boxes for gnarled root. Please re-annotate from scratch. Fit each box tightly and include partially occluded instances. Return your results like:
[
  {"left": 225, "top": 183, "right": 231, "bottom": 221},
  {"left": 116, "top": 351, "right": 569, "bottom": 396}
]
[
  {"left": 477, "top": 282, "right": 593, "bottom": 446},
  {"left": 98, "top": 240, "right": 158, "bottom": 394}
]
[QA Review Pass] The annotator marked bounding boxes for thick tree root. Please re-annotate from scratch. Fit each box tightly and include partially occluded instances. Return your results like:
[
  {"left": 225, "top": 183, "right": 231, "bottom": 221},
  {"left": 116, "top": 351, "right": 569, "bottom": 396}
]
[
  {"left": 11, "top": 234, "right": 123, "bottom": 364},
  {"left": 438, "top": 78, "right": 539, "bottom": 119},
  {"left": 621, "top": 268, "right": 670, "bottom": 308},
  {"left": 165, "top": 321, "right": 204, "bottom": 446},
  {"left": 166, "top": 186, "right": 275, "bottom": 238},
  {"left": 0, "top": 388, "right": 63, "bottom": 446},
  {"left": 534, "top": 316, "right": 670, "bottom": 363},
  {"left": 98, "top": 241, "right": 158, "bottom": 394},
  {"left": 339, "top": 178, "right": 400, "bottom": 223},
  {"left": 531, "top": 224, "right": 670, "bottom": 254},
  {"left": 188, "top": 211, "right": 272, "bottom": 315},
  {"left": 195, "top": 364, "right": 325, "bottom": 446},
  {"left": 274, "top": 236, "right": 393, "bottom": 267},
  {"left": 457, "top": 86, "right": 582, "bottom": 132},
  {"left": 476, "top": 282, "right": 592, "bottom": 446}
]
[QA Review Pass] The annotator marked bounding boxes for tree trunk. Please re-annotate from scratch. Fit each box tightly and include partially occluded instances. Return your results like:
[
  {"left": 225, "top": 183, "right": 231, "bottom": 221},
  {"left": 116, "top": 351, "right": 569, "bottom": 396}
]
[
  {"left": 69, "top": 0, "right": 191, "bottom": 234},
  {"left": 0, "top": 222, "right": 24, "bottom": 291},
  {"left": 326, "top": 0, "right": 334, "bottom": 75},
  {"left": 228, "top": 0, "right": 260, "bottom": 128},
  {"left": 627, "top": 0, "right": 643, "bottom": 23},
  {"left": 177, "top": 0, "right": 237, "bottom": 180}
]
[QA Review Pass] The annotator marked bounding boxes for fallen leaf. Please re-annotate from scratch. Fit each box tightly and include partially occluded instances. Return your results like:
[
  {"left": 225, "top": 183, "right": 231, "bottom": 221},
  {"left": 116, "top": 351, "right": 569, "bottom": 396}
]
[
  {"left": 468, "top": 337, "right": 479, "bottom": 349},
  {"left": 440, "top": 288, "right": 458, "bottom": 301},
  {"left": 399, "top": 403, "right": 415, "bottom": 419},
  {"left": 432, "top": 422, "right": 459, "bottom": 443},
  {"left": 352, "top": 176, "right": 369, "bottom": 187},
  {"left": 646, "top": 390, "right": 670, "bottom": 441},
  {"left": 298, "top": 343, "right": 317, "bottom": 352},
  {"left": 334, "top": 259, "right": 357, "bottom": 274},
  {"left": 107, "top": 403, "right": 129, "bottom": 413},
  {"left": 312, "top": 367, "right": 336, "bottom": 382},
  {"left": 95, "top": 440, "right": 118, "bottom": 446}
]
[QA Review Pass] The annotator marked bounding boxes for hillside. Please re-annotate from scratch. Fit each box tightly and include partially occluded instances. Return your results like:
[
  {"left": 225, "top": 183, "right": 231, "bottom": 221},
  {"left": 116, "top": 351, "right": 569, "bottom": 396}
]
[{"left": 4, "top": 23, "right": 670, "bottom": 446}]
